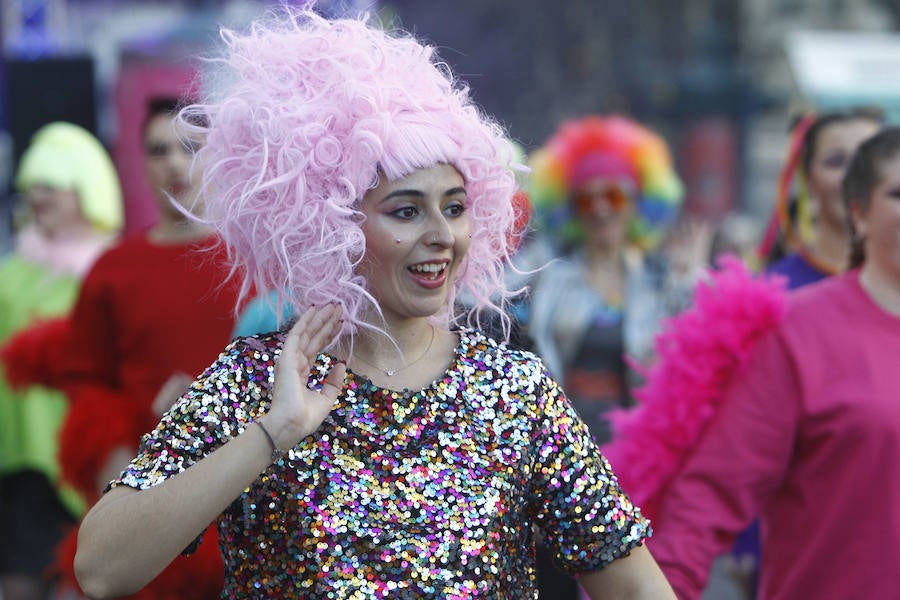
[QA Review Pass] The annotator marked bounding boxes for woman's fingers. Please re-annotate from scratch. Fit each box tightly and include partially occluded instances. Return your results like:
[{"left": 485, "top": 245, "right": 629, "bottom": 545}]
[
  {"left": 320, "top": 360, "right": 347, "bottom": 402},
  {"left": 280, "top": 304, "right": 342, "bottom": 372},
  {"left": 270, "top": 305, "right": 345, "bottom": 441},
  {"left": 296, "top": 304, "right": 343, "bottom": 359},
  {"left": 278, "top": 308, "right": 316, "bottom": 370}
]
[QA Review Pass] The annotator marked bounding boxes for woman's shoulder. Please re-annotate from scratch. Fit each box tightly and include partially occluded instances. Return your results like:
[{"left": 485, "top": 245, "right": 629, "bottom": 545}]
[
  {"left": 454, "top": 329, "right": 566, "bottom": 423},
  {"left": 457, "top": 328, "right": 549, "bottom": 382},
  {"left": 0, "top": 253, "right": 41, "bottom": 281},
  {"left": 200, "top": 330, "right": 287, "bottom": 380},
  {"left": 0, "top": 254, "right": 77, "bottom": 305},
  {"left": 778, "top": 271, "right": 856, "bottom": 325},
  {"left": 228, "top": 329, "right": 286, "bottom": 356},
  {"left": 169, "top": 331, "right": 287, "bottom": 423},
  {"left": 74, "top": 235, "right": 152, "bottom": 283}
]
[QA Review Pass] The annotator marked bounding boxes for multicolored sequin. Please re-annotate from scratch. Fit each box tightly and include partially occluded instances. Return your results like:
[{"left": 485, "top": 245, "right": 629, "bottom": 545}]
[{"left": 114, "top": 329, "right": 649, "bottom": 598}]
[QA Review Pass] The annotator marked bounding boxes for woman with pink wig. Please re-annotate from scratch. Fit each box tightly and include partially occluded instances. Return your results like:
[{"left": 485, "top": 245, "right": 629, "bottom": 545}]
[{"left": 72, "top": 9, "right": 673, "bottom": 599}]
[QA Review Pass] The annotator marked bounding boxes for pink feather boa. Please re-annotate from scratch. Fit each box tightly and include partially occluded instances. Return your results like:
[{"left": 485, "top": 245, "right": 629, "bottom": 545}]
[{"left": 601, "top": 256, "right": 788, "bottom": 519}]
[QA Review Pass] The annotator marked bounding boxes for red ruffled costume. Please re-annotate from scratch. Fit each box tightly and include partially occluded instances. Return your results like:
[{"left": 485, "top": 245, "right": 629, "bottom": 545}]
[{"left": 1, "top": 234, "right": 246, "bottom": 598}]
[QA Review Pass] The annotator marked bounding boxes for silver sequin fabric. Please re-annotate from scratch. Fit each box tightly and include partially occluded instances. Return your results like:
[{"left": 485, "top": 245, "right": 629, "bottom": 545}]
[{"left": 113, "top": 329, "right": 649, "bottom": 598}]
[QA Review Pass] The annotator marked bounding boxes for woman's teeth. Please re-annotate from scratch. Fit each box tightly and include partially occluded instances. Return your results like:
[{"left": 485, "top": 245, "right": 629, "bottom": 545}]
[{"left": 409, "top": 263, "right": 445, "bottom": 279}]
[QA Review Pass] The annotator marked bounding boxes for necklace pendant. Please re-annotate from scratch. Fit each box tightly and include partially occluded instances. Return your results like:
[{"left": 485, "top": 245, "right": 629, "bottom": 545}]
[{"left": 384, "top": 369, "right": 397, "bottom": 377}]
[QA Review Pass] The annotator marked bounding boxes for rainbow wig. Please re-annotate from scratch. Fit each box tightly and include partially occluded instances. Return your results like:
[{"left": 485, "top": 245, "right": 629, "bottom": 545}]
[
  {"left": 756, "top": 113, "right": 817, "bottom": 260},
  {"left": 182, "top": 9, "right": 520, "bottom": 337},
  {"left": 529, "top": 115, "right": 683, "bottom": 250},
  {"left": 15, "top": 122, "right": 123, "bottom": 233}
]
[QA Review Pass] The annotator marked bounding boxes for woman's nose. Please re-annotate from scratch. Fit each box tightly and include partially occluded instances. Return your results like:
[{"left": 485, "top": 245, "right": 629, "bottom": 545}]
[
  {"left": 426, "top": 217, "right": 454, "bottom": 247},
  {"left": 165, "top": 146, "right": 193, "bottom": 171}
]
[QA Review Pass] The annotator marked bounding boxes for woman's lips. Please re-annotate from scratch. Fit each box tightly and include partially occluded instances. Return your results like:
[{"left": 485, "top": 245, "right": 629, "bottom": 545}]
[{"left": 407, "top": 261, "right": 449, "bottom": 289}]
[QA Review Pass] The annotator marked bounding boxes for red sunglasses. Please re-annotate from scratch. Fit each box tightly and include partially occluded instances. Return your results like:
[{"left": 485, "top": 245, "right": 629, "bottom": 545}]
[{"left": 573, "top": 184, "right": 632, "bottom": 213}]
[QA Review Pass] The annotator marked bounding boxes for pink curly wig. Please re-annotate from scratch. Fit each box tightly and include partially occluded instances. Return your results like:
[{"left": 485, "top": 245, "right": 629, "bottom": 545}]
[
  {"left": 180, "top": 9, "right": 520, "bottom": 337},
  {"left": 529, "top": 115, "right": 683, "bottom": 250}
]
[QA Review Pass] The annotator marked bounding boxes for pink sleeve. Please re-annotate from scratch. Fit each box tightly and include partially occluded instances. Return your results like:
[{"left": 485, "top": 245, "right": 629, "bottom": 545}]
[{"left": 649, "top": 330, "right": 801, "bottom": 599}]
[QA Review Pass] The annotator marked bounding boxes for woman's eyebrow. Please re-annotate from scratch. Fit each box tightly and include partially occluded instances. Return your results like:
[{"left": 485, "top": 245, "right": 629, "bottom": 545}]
[
  {"left": 379, "top": 186, "right": 466, "bottom": 203},
  {"left": 379, "top": 189, "right": 423, "bottom": 204}
]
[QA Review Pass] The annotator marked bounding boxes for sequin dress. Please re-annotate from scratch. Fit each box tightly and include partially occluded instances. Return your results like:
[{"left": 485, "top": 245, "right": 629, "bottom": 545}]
[{"left": 113, "top": 329, "right": 649, "bottom": 598}]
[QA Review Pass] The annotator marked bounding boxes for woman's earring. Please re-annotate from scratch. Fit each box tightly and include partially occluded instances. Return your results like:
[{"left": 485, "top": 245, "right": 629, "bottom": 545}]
[{"left": 395, "top": 237, "right": 402, "bottom": 244}]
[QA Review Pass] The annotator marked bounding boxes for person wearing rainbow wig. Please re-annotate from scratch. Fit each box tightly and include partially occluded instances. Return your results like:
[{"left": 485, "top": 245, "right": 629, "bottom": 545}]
[
  {"left": 525, "top": 115, "right": 698, "bottom": 450},
  {"left": 529, "top": 115, "right": 684, "bottom": 252},
  {"left": 73, "top": 8, "right": 674, "bottom": 600},
  {"left": 0, "top": 122, "right": 121, "bottom": 600}
]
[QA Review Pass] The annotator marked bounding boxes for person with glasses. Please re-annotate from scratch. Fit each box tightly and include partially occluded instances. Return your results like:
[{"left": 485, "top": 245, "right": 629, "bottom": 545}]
[
  {"left": 523, "top": 115, "right": 702, "bottom": 600},
  {"left": 526, "top": 115, "right": 696, "bottom": 447}
]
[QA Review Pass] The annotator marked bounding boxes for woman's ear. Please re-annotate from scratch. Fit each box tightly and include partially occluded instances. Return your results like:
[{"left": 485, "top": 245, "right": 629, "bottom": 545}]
[{"left": 847, "top": 199, "right": 869, "bottom": 239}]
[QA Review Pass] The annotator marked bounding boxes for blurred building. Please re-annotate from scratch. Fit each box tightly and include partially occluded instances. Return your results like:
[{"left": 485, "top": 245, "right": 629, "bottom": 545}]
[
  {"left": 739, "top": 0, "right": 900, "bottom": 222},
  {"left": 388, "top": 0, "right": 754, "bottom": 219},
  {"left": 388, "top": 0, "right": 900, "bottom": 222},
  {"left": 1, "top": 0, "right": 279, "bottom": 243},
  {"left": 1, "top": 0, "right": 899, "bottom": 249}
]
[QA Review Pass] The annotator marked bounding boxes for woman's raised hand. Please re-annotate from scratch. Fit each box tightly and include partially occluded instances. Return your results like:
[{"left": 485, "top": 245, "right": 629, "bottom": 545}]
[{"left": 264, "top": 304, "right": 346, "bottom": 450}]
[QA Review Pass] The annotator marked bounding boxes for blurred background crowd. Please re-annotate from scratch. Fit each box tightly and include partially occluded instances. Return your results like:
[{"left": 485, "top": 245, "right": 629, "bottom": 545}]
[{"left": 2, "top": 1, "right": 900, "bottom": 599}]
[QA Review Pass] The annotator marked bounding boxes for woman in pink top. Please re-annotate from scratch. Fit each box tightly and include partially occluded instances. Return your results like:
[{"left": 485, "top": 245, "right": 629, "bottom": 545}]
[{"left": 649, "top": 126, "right": 900, "bottom": 599}]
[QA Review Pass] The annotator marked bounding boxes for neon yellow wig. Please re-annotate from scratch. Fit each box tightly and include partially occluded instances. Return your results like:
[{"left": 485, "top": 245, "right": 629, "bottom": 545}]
[{"left": 15, "top": 122, "right": 123, "bottom": 232}]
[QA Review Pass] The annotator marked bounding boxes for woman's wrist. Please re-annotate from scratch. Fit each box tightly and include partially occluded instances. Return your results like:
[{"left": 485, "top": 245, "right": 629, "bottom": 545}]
[{"left": 256, "top": 420, "right": 286, "bottom": 463}]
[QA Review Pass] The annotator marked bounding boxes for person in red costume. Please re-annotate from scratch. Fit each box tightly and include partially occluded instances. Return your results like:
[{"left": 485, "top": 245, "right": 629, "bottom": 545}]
[
  {"left": 51, "top": 97, "right": 245, "bottom": 598},
  {"left": 633, "top": 126, "right": 900, "bottom": 599}
]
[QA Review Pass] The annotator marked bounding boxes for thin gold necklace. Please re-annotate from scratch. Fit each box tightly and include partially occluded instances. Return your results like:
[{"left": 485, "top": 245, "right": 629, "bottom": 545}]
[{"left": 352, "top": 326, "right": 436, "bottom": 377}]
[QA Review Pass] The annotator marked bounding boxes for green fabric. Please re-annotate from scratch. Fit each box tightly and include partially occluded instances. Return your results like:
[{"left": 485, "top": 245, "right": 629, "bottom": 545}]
[{"left": 0, "top": 255, "right": 87, "bottom": 516}]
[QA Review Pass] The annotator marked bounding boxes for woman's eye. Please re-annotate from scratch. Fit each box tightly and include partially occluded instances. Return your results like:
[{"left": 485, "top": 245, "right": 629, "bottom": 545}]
[
  {"left": 392, "top": 206, "right": 418, "bottom": 219},
  {"left": 146, "top": 143, "right": 170, "bottom": 158},
  {"left": 446, "top": 202, "right": 467, "bottom": 217},
  {"left": 821, "top": 154, "right": 847, "bottom": 170}
]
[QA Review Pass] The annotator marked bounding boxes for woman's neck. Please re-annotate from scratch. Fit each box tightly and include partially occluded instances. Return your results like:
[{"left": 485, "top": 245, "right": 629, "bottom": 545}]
[
  {"left": 16, "top": 223, "right": 115, "bottom": 277},
  {"left": 341, "top": 316, "right": 454, "bottom": 389},
  {"left": 807, "top": 222, "right": 850, "bottom": 275},
  {"left": 860, "top": 263, "right": 900, "bottom": 317},
  {"left": 350, "top": 317, "right": 434, "bottom": 363},
  {"left": 584, "top": 242, "right": 623, "bottom": 267},
  {"left": 583, "top": 245, "right": 627, "bottom": 306}
]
